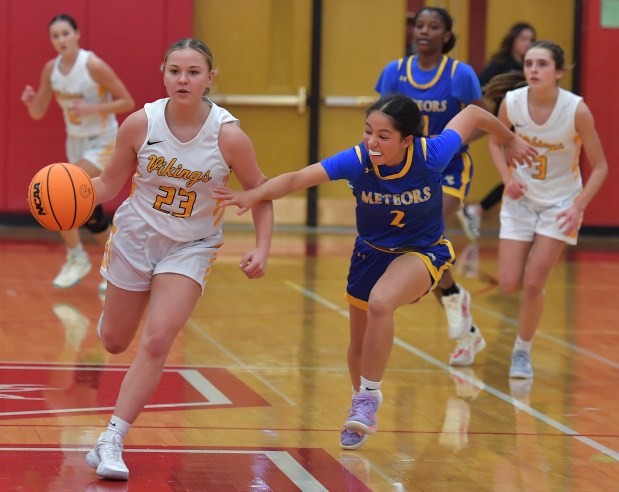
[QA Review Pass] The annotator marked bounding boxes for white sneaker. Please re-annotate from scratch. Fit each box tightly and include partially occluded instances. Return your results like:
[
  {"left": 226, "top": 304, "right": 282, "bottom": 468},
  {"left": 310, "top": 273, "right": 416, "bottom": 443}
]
[
  {"left": 449, "top": 327, "right": 486, "bottom": 366},
  {"left": 53, "top": 253, "right": 91, "bottom": 288},
  {"left": 85, "top": 432, "right": 129, "bottom": 480},
  {"left": 456, "top": 204, "right": 481, "bottom": 242},
  {"left": 441, "top": 287, "right": 473, "bottom": 339},
  {"left": 509, "top": 350, "right": 534, "bottom": 379}
]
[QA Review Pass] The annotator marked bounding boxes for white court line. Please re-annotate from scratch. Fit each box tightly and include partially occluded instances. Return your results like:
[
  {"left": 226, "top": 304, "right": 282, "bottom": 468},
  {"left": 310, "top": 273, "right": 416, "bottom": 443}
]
[
  {"left": 0, "top": 448, "right": 327, "bottom": 492},
  {"left": 187, "top": 320, "right": 297, "bottom": 406},
  {"left": 179, "top": 369, "right": 231, "bottom": 404},
  {"left": 285, "top": 281, "right": 619, "bottom": 462},
  {"left": 0, "top": 368, "right": 230, "bottom": 417},
  {"left": 472, "top": 303, "right": 619, "bottom": 370}
]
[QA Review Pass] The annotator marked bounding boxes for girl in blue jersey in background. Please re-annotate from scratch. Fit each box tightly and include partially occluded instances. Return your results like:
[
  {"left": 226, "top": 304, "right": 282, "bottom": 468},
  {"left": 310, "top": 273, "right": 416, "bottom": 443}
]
[
  {"left": 213, "top": 94, "right": 536, "bottom": 450},
  {"left": 375, "top": 6, "right": 487, "bottom": 367}
]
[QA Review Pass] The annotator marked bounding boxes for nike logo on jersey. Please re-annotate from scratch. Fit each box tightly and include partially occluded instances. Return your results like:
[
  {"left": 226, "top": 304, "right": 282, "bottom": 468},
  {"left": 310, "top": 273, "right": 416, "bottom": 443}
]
[
  {"left": 147, "top": 139, "right": 164, "bottom": 145},
  {"left": 514, "top": 123, "right": 526, "bottom": 127}
]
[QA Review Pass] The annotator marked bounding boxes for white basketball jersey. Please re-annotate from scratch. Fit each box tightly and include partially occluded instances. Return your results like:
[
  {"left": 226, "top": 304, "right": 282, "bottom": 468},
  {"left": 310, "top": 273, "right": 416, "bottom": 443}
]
[
  {"left": 51, "top": 49, "right": 118, "bottom": 137},
  {"left": 128, "top": 97, "right": 238, "bottom": 242},
  {"left": 506, "top": 86, "right": 583, "bottom": 205}
]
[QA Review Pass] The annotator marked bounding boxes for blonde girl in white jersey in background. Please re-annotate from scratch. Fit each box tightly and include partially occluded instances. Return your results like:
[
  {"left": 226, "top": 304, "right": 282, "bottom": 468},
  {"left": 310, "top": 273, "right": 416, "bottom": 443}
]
[
  {"left": 84, "top": 38, "right": 273, "bottom": 481},
  {"left": 21, "top": 14, "right": 135, "bottom": 292},
  {"left": 488, "top": 41, "right": 608, "bottom": 379}
]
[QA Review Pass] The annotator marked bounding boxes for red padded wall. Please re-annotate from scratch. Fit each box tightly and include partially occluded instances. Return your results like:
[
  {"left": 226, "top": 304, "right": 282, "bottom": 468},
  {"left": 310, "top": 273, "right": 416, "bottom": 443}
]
[
  {"left": 2, "top": 0, "right": 192, "bottom": 214},
  {"left": 579, "top": 0, "right": 618, "bottom": 228}
]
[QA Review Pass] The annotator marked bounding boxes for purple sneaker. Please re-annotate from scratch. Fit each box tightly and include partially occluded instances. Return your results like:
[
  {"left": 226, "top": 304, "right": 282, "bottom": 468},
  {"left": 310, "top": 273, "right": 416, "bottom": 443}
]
[
  {"left": 344, "top": 392, "right": 380, "bottom": 435},
  {"left": 340, "top": 428, "right": 368, "bottom": 450}
]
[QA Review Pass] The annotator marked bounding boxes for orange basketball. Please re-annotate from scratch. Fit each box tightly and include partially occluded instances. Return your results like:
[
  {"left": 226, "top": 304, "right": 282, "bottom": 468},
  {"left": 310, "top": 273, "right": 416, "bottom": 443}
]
[{"left": 27, "top": 163, "right": 96, "bottom": 231}]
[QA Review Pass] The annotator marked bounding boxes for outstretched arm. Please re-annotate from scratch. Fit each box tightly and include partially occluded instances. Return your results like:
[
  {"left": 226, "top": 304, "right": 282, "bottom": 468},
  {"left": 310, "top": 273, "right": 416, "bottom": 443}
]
[
  {"left": 446, "top": 104, "right": 537, "bottom": 167},
  {"left": 213, "top": 162, "right": 331, "bottom": 215}
]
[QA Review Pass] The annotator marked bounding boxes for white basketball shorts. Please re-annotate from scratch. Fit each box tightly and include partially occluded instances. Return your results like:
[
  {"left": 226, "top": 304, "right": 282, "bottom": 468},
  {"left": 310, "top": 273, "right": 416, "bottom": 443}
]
[
  {"left": 100, "top": 202, "right": 222, "bottom": 293},
  {"left": 500, "top": 194, "right": 579, "bottom": 246}
]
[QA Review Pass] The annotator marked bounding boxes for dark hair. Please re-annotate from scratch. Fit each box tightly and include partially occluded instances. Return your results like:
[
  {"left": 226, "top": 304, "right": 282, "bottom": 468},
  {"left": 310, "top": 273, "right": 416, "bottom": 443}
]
[
  {"left": 49, "top": 14, "right": 78, "bottom": 31},
  {"left": 529, "top": 40, "right": 565, "bottom": 70},
  {"left": 483, "top": 71, "right": 526, "bottom": 113},
  {"left": 413, "top": 7, "right": 456, "bottom": 54},
  {"left": 490, "top": 22, "right": 536, "bottom": 65},
  {"left": 366, "top": 94, "right": 424, "bottom": 138},
  {"left": 484, "top": 41, "right": 567, "bottom": 112}
]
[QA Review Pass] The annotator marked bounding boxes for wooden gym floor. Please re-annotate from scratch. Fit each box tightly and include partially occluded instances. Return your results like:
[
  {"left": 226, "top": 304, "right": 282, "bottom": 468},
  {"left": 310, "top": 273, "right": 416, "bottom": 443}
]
[{"left": 1, "top": 218, "right": 618, "bottom": 491}]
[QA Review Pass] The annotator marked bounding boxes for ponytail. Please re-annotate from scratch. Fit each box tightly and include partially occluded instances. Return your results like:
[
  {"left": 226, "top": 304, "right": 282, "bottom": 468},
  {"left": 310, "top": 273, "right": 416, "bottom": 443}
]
[{"left": 483, "top": 71, "right": 527, "bottom": 114}]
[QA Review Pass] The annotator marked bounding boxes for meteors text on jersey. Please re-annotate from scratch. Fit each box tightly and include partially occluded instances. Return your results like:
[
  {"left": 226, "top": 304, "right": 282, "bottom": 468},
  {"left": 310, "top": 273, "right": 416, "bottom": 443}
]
[
  {"left": 146, "top": 155, "right": 212, "bottom": 187},
  {"left": 361, "top": 187, "right": 431, "bottom": 205},
  {"left": 411, "top": 99, "right": 447, "bottom": 113}
]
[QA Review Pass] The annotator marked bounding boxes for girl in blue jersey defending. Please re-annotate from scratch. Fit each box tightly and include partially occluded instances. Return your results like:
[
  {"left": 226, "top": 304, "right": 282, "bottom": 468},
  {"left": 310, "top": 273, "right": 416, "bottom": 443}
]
[
  {"left": 375, "top": 7, "right": 487, "bottom": 366},
  {"left": 213, "top": 93, "right": 536, "bottom": 450}
]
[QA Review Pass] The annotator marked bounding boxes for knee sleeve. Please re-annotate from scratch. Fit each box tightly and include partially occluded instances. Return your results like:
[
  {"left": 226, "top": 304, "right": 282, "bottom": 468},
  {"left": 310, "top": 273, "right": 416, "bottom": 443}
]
[{"left": 84, "top": 205, "right": 109, "bottom": 234}]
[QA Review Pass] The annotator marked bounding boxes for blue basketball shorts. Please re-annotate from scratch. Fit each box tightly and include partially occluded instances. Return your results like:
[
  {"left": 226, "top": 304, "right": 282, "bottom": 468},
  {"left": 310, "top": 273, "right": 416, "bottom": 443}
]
[
  {"left": 442, "top": 151, "right": 473, "bottom": 201},
  {"left": 345, "top": 235, "right": 455, "bottom": 311}
]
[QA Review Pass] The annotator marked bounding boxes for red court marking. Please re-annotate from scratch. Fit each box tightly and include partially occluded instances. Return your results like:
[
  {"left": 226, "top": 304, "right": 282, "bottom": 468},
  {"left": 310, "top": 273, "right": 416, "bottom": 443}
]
[
  {"left": 0, "top": 364, "right": 269, "bottom": 419},
  {"left": 0, "top": 446, "right": 371, "bottom": 492}
]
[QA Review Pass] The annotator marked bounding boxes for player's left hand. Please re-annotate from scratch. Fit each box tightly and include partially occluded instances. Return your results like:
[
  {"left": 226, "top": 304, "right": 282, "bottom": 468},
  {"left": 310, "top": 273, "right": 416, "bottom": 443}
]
[
  {"left": 557, "top": 206, "right": 583, "bottom": 236},
  {"left": 239, "top": 248, "right": 268, "bottom": 279}
]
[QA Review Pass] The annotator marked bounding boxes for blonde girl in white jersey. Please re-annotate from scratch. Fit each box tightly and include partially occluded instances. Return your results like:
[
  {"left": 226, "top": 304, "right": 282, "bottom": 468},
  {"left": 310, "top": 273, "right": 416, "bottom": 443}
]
[
  {"left": 84, "top": 38, "right": 273, "bottom": 481},
  {"left": 488, "top": 41, "right": 608, "bottom": 379},
  {"left": 21, "top": 14, "right": 134, "bottom": 291}
]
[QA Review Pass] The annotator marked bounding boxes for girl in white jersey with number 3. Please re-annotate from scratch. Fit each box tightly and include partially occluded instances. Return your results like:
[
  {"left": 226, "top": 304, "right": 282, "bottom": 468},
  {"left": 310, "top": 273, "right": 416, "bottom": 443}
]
[
  {"left": 84, "top": 38, "right": 273, "bottom": 481},
  {"left": 488, "top": 41, "right": 607, "bottom": 380}
]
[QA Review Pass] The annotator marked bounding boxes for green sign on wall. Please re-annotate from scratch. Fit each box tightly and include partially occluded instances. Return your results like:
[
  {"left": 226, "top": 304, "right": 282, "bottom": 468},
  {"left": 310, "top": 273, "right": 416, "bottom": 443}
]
[{"left": 602, "top": 0, "right": 619, "bottom": 27}]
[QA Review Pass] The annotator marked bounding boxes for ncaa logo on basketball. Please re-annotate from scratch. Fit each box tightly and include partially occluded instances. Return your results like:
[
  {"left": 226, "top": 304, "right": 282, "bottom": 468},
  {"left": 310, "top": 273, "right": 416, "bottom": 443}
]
[{"left": 32, "top": 182, "right": 46, "bottom": 216}]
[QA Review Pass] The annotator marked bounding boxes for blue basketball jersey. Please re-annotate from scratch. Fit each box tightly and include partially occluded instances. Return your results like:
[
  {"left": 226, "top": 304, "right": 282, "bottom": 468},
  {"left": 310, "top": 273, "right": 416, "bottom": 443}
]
[
  {"left": 321, "top": 129, "right": 462, "bottom": 249},
  {"left": 375, "top": 55, "right": 482, "bottom": 198},
  {"left": 375, "top": 55, "right": 481, "bottom": 145}
]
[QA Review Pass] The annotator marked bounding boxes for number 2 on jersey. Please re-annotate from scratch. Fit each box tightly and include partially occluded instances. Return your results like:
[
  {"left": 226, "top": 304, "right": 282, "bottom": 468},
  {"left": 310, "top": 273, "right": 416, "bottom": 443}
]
[{"left": 390, "top": 210, "right": 406, "bottom": 228}]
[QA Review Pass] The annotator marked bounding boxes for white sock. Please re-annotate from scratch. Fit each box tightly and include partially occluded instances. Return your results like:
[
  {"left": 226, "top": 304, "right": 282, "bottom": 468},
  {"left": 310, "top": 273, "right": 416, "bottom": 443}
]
[
  {"left": 360, "top": 376, "right": 382, "bottom": 393},
  {"left": 67, "top": 243, "right": 85, "bottom": 258},
  {"left": 514, "top": 336, "right": 533, "bottom": 353},
  {"left": 102, "top": 415, "right": 131, "bottom": 442}
]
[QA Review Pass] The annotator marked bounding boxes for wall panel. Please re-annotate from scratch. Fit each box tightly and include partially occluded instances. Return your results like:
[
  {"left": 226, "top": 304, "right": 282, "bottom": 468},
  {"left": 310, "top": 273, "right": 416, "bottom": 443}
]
[{"left": 2, "top": 0, "right": 192, "bottom": 215}]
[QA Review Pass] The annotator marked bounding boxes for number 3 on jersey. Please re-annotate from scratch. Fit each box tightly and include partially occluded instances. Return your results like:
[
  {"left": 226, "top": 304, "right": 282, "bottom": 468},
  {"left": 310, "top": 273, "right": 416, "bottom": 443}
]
[
  {"left": 531, "top": 155, "right": 547, "bottom": 180},
  {"left": 153, "top": 186, "right": 197, "bottom": 217}
]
